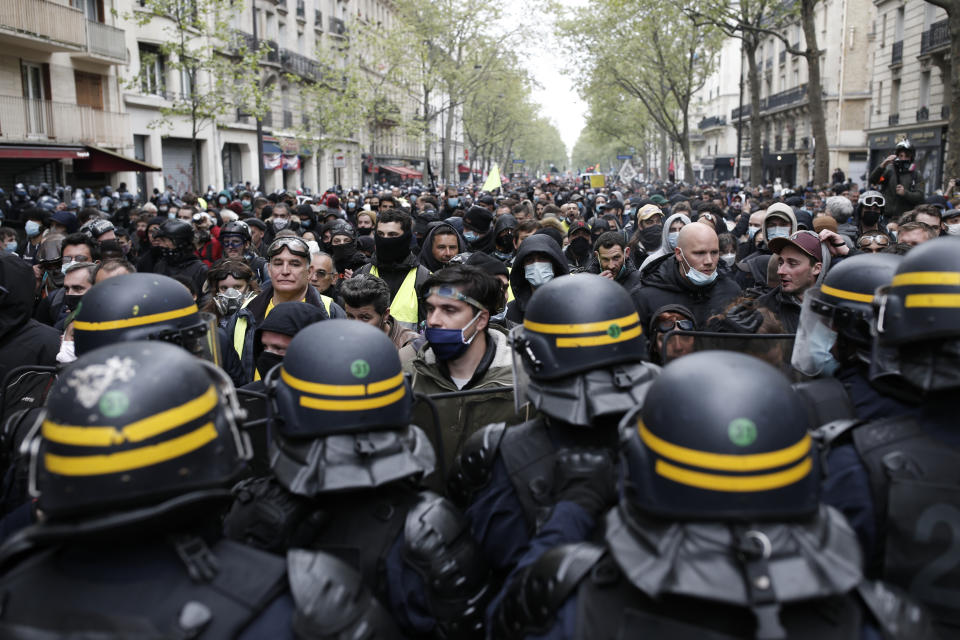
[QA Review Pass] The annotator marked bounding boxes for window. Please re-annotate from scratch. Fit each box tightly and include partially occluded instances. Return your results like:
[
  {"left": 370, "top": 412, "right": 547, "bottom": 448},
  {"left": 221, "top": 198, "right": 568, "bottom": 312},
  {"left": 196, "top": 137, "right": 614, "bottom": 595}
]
[
  {"left": 920, "top": 71, "right": 931, "bottom": 107},
  {"left": 880, "top": 13, "right": 887, "bottom": 47},
  {"left": 139, "top": 43, "right": 165, "bottom": 96},
  {"left": 894, "top": 7, "right": 904, "bottom": 42},
  {"left": 180, "top": 65, "right": 194, "bottom": 100},
  {"left": 890, "top": 78, "right": 900, "bottom": 114},
  {"left": 876, "top": 80, "right": 883, "bottom": 114}
]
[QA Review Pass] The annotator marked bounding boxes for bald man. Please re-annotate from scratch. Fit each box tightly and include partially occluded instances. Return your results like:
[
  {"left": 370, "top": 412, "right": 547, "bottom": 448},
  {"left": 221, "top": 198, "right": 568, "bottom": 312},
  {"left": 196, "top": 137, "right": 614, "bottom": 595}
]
[{"left": 630, "top": 222, "right": 741, "bottom": 329}]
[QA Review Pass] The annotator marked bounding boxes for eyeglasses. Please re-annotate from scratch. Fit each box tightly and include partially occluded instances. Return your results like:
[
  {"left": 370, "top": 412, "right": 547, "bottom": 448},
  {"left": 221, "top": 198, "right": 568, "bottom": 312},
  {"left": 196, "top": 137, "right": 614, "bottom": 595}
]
[
  {"left": 221, "top": 238, "right": 245, "bottom": 249},
  {"left": 861, "top": 195, "right": 885, "bottom": 208},
  {"left": 857, "top": 234, "right": 889, "bottom": 247},
  {"left": 657, "top": 319, "right": 695, "bottom": 333},
  {"left": 312, "top": 270, "right": 331, "bottom": 278},
  {"left": 267, "top": 236, "right": 310, "bottom": 258},
  {"left": 426, "top": 285, "right": 486, "bottom": 311}
]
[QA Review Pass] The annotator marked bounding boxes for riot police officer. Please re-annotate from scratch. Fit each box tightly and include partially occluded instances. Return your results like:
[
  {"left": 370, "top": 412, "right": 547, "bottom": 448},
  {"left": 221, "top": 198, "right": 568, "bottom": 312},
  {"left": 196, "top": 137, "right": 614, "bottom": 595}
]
[
  {"left": 493, "top": 351, "right": 934, "bottom": 640},
  {"left": 222, "top": 319, "right": 490, "bottom": 638},
  {"left": 821, "top": 237, "right": 960, "bottom": 634},
  {"left": 448, "top": 273, "right": 659, "bottom": 578},
  {"left": 153, "top": 218, "right": 208, "bottom": 295},
  {"left": 0, "top": 342, "right": 294, "bottom": 637}
]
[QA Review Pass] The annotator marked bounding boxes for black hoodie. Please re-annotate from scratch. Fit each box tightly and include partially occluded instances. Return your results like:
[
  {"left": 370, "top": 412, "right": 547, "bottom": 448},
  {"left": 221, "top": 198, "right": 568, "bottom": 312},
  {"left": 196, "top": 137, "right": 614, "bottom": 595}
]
[
  {"left": 505, "top": 234, "right": 570, "bottom": 323},
  {"left": 0, "top": 254, "right": 60, "bottom": 381},
  {"left": 418, "top": 222, "right": 466, "bottom": 272},
  {"left": 491, "top": 214, "right": 518, "bottom": 262}
]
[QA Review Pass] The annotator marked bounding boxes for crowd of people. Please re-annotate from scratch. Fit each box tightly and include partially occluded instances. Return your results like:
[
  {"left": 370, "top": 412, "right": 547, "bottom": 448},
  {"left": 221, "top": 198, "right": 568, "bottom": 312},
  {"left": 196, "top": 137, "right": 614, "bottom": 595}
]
[{"left": 0, "top": 134, "right": 956, "bottom": 638}]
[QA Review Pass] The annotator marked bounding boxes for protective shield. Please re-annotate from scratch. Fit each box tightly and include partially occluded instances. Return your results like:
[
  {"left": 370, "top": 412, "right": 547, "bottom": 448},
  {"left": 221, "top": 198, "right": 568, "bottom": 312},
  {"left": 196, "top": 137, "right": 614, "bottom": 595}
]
[
  {"left": 868, "top": 284, "right": 905, "bottom": 389},
  {"left": 156, "top": 311, "right": 221, "bottom": 366},
  {"left": 509, "top": 324, "right": 533, "bottom": 415},
  {"left": 790, "top": 288, "right": 840, "bottom": 378},
  {"left": 661, "top": 330, "right": 797, "bottom": 376}
]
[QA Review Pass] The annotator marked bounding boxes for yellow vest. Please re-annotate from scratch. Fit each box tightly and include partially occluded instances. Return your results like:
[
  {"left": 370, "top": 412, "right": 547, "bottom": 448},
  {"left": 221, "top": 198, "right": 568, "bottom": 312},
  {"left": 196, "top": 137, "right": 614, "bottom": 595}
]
[
  {"left": 371, "top": 265, "right": 419, "bottom": 324},
  {"left": 506, "top": 266, "right": 515, "bottom": 302}
]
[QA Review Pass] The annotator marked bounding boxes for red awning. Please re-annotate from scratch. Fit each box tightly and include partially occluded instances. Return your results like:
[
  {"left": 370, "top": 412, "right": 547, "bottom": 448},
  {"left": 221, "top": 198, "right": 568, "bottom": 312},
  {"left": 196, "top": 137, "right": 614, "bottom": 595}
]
[
  {"left": 73, "top": 145, "right": 160, "bottom": 173},
  {"left": 380, "top": 165, "right": 422, "bottom": 179},
  {"left": 457, "top": 163, "right": 471, "bottom": 173},
  {"left": 0, "top": 145, "right": 89, "bottom": 160}
]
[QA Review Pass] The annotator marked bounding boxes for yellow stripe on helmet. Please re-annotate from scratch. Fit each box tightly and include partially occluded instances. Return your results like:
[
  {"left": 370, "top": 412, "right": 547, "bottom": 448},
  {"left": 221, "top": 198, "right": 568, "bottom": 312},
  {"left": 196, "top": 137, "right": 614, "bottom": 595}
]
[
  {"left": 654, "top": 457, "right": 813, "bottom": 492},
  {"left": 555, "top": 324, "right": 642, "bottom": 348},
  {"left": 281, "top": 368, "right": 404, "bottom": 397},
  {"left": 819, "top": 284, "right": 874, "bottom": 304},
  {"left": 524, "top": 312, "right": 640, "bottom": 335},
  {"left": 892, "top": 271, "right": 960, "bottom": 287},
  {"left": 299, "top": 386, "right": 406, "bottom": 412},
  {"left": 904, "top": 293, "right": 960, "bottom": 308},
  {"left": 72, "top": 304, "right": 198, "bottom": 332}
]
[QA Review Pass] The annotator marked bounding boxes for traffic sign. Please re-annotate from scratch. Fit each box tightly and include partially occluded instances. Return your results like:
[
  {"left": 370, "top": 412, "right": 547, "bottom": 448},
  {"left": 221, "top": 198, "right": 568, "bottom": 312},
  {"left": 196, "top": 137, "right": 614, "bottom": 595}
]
[
  {"left": 617, "top": 155, "right": 633, "bottom": 160},
  {"left": 512, "top": 159, "right": 525, "bottom": 164}
]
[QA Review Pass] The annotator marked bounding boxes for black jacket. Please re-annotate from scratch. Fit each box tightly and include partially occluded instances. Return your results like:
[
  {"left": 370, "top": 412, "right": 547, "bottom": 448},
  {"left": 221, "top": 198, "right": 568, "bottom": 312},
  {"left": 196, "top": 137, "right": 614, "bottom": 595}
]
[
  {"left": 630, "top": 253, "right": 741, "bottom": 331},
  {"left": 154, "top": 252, "right": 208, "bottom": 297},
  {"left": 755, "top": 286, "right": 802, "bottom": 332},
  {"left": 505, "top": 234, "right": 570, "bottom": 323},
  {"left": 0, "top": 254, "right": 60, "bottom": 383},
  {"left": 417, "top": 222, "right": 466, "bottom": 272}
]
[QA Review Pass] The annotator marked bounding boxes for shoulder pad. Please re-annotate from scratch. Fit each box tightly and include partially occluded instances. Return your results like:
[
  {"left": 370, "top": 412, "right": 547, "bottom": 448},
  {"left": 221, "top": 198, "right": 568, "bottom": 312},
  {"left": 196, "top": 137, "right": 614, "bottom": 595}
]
[
  {"left": 792, "top": 377, "right": 855, "bottom": 426},
  {"left": 287, "top": 549, "right": 403, "bottom": 640},
  {"left": 223, "top": 478, "right": 316, "bottom": 553},
  {"left": 856, "top": 580, "right": 937, "bottom": 640},
  {"left": 491, "top": 543, "right": 604, "bottom": 640},
  {"left": 447, "top": 422, "right": 507, "bottom": 506},
  {"left": 813, "top": 419, "right": 861, "bottom": 449},
  {"left": 404, "top": 492, "right": 490, "bottom": 639}
]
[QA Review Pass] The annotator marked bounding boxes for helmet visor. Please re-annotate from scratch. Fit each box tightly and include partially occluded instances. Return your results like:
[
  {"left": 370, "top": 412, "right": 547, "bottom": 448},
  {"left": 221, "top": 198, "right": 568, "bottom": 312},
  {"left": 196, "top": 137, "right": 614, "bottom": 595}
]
[
  {"left": 790, "top": 289, "right": 838, "bottom": 377},
  {"left": 508, "top": 325, "right": 532, "bottom": 415},
  {"left": 155, "top": 312, "right": 221, "bottom": 366}
]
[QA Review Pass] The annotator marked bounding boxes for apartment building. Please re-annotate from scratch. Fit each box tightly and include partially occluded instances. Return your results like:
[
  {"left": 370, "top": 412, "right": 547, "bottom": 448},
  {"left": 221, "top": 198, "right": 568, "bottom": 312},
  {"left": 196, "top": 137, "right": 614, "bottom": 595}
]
[
  {"left": 865, "top": 0, "right": 949, "bottom": 194},
  {"left": 690, "top": 37, "right": 742, "bottom": 184}
]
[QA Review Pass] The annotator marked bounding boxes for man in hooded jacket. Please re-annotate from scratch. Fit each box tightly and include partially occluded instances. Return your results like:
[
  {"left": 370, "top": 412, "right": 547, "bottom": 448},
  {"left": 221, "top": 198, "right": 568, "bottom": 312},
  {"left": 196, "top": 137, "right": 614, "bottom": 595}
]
[
  {"left": 505, "top": 234, "right": 570, "bottom": 323},
  {"left": 463, "top": 206, "right": 496, "bottom": 255},
  {"left": 491, "top": 214, "right": 518, "bottom": 263},
  {"left": 418, "top": 221, "right": 466, "bottom": 272},
  {"left": 0, "top": 254, "right": 59, "bottom": 384}
]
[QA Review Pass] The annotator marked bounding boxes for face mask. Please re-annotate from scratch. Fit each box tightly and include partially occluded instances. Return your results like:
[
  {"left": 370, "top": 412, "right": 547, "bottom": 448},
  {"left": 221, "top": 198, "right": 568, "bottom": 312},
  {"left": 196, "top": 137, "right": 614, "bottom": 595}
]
[
  {"left": 25, "top": 220, "right": 41, "bottom": 237},
  {"left": 946, "top": 224, "right": 960, "bottom": 236},
  {"left": 447, "top": 198, "right": 459, "bottom": 208},
  {"left": 168, "top": 212, "right": 176, "bottom": 219},
  {"left": 242, "top": 200, "right": 252, "bottom": 211},
  {"left": 569, "top": 236, "right": 590, "bottom": 256},
  {"left": 806, "top": 321, "right": 840, "bottom": 377},
  {"left": 272, "top": 218, "right": 289, "bottom": 231},
  {"left": 214, "top": 288, "right": 244, "bottom": 316},
  {"left": 766, "top": 226, "right": 790, "bottom": 240},
  {"left": 424, "top": 310, "right": 482, "bottom": 361},
  {"left": 496, "top": 233, "right": 514, "bottom": 252},
  {"left": 679, "top": 248, "right": 718, "bottom": 286},
  {"left": 375, "top": 232, "right": 411, "bottom": 264},
  {"left": 256, "top": 351, "right": 284, "bottom": 380},
  {"left": 348, "top": 202, "right": 356, "bottom": 210},
  {"left": 667, "top": 231, "right": 680, "bottom": 250},
  {"left": 63, "top": 293, "right": 83, "bottom": 312},
  {"left": 720, "top": 253, "right": 736, "bottom": 267},
  {"left": 640, "top": 225, "right": 662, "bottom": 249},
  {"left": 56, "top": 339, "right": 76, "bottom": 364},
  {"left": 524, "top": 262, "right": 554, "bottom": 288},
  {"left": 357, "top": 227, "right": 373, "bottom": 236},
  {"left": 4, "top": 241, "right": 16, "bottom": 252},
  {"left": 332, "top": 241, "right": 357, "bottom": 264},
  {"left": 464, "top": 230, "right": 479, "bottom": 243},
  {"left": 861, "top": 210, "right": 881, "bottom": 227},
  {"left": 218, "top": 197, "right": 228, "bottom": 205},
  {"left": 748, "top": 225, "right": 760, "bottom": 239},
  {"left": 60, "top": 263, "right": 70, "bottom": 274}
]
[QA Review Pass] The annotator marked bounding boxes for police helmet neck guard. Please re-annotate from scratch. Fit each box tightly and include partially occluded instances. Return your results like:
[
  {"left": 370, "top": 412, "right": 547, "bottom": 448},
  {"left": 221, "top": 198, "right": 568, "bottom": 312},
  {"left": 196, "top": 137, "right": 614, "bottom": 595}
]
[
  {"left": 29, "top": 341, "right": 251, "bottom": 523},
  {"left": 620, "top": 351, "right": 819, "bottom": 521}
]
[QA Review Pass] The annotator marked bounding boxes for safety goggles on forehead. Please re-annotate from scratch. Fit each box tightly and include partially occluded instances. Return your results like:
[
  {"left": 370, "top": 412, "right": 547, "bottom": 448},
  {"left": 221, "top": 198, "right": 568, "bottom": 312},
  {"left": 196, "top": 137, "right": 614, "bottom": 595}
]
[
  {"left": 861, "top": 195, "right": 885, "bottom": 208},
  {"left": 857, "top": 234, "right": 889, "bottom": 247},
  {"left": 267, "top": 236, "right": 310, "bottom": 259},
  {"left": 426, "top": 285, "right": 486, "bottom": 311}
]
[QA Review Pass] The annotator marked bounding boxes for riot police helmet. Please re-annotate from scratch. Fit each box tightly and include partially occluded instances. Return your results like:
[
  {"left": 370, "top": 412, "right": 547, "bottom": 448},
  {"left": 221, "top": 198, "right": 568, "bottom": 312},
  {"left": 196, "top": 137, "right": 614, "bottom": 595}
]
[
  {"left": 158, "top": 218, "right": 195, "bottom": 251},
  {"left": 31, "top": 341, "right": 250, "bottom": 521},
  {"left": 622, "top": 351, "right": 819, "bottom": 521},
  {"left": 220, "top": 220, "right": 252, "bottom": 244}
]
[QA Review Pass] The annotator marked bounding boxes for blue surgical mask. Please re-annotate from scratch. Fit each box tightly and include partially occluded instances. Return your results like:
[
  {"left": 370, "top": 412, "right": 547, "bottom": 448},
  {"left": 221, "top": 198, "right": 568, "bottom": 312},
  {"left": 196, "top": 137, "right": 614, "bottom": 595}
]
[
  {"left": 806, "top": 322, "right": 840, "bottom": 377},
  {"left": 168, "top": 212, "right": 176, "bottom": 219},
  {"left": 464, "top": 230, "right": 479, "bottom": 243},
  {"left": 448, "top": 198, "right": 460, "bottom": 208},
  {"left": 25, "top": 220, "right": 41, "bottom": 237},
  {"left": 424, "top": 310, "right": 482, "bottom": 361},
  {"left": 348, "top": 202, "right": 356, "bottom": 210},
  {"left": 679, "top": 248, "right": 718, "bottom": 286},
  {"left": 748, "top": 225, "right": 760, "bottom": 239},
  {"left": 4, "top": 241, "right": 16, "bottom": 252},
  {"left": 524, "top": 262, "right": 554, "bottom": 288},
  {"left": 667, "top": 231, "right": 679, "bottom": 250},
  {"left": 767, "top": 226, "right": 790, "bottom": 240}
]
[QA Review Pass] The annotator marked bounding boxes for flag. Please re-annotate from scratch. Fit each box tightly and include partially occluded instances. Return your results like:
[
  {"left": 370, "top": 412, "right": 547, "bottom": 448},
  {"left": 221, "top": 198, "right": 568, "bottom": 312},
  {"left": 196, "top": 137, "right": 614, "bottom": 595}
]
[
  {"left": 482, "top": 163, "right": 502, "bottom": 192},
  {"left": 618, "top": 159, "right": 637, "bottom": 183}
]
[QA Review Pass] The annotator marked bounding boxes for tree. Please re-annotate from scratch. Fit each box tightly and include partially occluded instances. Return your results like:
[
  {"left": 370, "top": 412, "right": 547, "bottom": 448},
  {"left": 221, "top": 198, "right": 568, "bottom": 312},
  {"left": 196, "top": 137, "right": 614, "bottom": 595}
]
[
  {"left": 924, "top": 0, "right": 958, "bottom": 187},
  {"left": 559, "top": 0, "right": 722, "bottom": 181},
  {"left": 125, "top": 0, "right": 266, "bottom": 191}
]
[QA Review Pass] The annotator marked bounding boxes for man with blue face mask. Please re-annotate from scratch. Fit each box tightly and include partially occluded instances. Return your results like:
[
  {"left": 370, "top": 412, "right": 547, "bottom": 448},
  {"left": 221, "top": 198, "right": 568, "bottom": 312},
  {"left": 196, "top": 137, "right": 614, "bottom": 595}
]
[
  {"left": 631, "top": 222, "right": 741, "bottom": 331},
  {"left": 404, "top": 265, "right": 522, "bottom": 476}
]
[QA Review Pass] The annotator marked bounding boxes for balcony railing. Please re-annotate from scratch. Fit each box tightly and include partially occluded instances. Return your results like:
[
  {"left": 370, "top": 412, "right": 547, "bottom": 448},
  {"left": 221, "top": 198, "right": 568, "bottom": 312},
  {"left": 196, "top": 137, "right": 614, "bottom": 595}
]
[
  {"left": 280, "top": 48, "right": 320, "bottom": 80},
  {"left": 920, "top": 20, "right": 950, "bottom": 55},
  {"left": 889, "top": 113, "right": 900, "bottom": 126},
  {"left": 766, "top": 84, "right": 807, "bottom": 111},
  {"left": 0, "top": 94, "right": 128, "bottom": 147},
  {"left": 0, "top": 0, "right": 86, "bottom": 49},
  {"left": 917, "top": 106, "right": 930, "bottom": 122},
  {"left": 731, "top": 104, "right": 752, "bottom": 120},
  {"left": 891, "top": 40, "right": 903, "bottom": 65},
  {"left": 84, "top": 20, "right": 126, "bottom": 62},
  {"left": 698, "top": 116, "right": 726, "bottom": 130}
]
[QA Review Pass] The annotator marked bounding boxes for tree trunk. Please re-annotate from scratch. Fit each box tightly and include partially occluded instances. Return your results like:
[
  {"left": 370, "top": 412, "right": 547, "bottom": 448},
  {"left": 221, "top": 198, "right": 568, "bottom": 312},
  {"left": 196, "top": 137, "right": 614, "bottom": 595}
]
[
  {"left": 422, "top": 87, "right": 432, "bottom": 185},
  {"left": 660, "top": 129, "right": 668, "bottom": 179},
  {"left": 945, "top": 10, "right": 960, "bottom": 189},
  {"left": 801, "top": 0, "right": 829, "bottom": 186},
  {"left": 443, "top": 103, "right": 456, "bottom": 184},
  {"left": 746, "top": 42, "right": 763, "bottom": 186}
]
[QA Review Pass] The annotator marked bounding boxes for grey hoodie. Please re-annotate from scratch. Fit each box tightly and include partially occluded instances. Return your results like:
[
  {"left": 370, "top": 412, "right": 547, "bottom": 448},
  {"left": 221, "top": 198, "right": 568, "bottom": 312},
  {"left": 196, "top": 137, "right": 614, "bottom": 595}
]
[{"left": 639, "top": 213, "right": 692, "bottom": 274}]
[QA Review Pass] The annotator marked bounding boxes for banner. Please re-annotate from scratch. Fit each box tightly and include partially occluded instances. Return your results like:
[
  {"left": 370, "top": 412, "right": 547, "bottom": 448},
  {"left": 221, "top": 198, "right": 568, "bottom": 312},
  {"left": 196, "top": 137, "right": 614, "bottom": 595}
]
[
  {"left": 282, "top": 155, "right": 300, "bottom": 170},
  {"left": 263, "top": 153, "right": 282, "bottom": 170},
  {"left": 618, "top": 159, "right": 637, "bottom": 183},
  {"left": 482, "top": 163, "right": 502, "bottom": 192}
]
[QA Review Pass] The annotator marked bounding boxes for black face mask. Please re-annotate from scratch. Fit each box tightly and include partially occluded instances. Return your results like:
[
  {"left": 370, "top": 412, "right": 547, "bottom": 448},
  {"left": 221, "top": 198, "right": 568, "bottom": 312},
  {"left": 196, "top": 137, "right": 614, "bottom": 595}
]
[
  {"left": 63, "top": 293, "right": 83, "bottom": 312},
  {"left": 256, "top": 351, "right": 284, "bottom": 380},
  {"left": 375, "top": 232, "right": 411, "bottom": 265},
  {"left": 332, "top": 241, "right": 357, "bottom": 265},
  {"left": 569, "top": 236, "right": 591, "bottom": 256},
  {"left": 496, "top": 233, "right": 514, "bottom": 252},
  {"left": 861, "top": 210, "right": 881, "bottom": 227},
  {"left": 640, "top": 224, "right": 663, "bottom": 249},
  {"left": 357, "top": 227, "right": 373, "bottom": 236}
]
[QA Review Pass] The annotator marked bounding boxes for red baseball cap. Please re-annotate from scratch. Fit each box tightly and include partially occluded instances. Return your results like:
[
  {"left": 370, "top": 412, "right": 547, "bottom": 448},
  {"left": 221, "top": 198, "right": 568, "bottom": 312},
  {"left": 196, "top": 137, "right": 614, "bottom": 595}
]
[{"left": 769, "top": 230, "right": 822, "bottom": 261}]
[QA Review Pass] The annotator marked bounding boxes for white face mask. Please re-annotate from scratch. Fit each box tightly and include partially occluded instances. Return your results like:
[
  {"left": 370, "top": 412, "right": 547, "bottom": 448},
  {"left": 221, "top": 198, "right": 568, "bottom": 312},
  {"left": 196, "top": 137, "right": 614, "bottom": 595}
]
[
  {"left": 946, "top": 224, "right": 960, "bottom": 236},
  {"left": 524, "top": 262, "right": 554, "bottom": 288},
  {"left": 720, "top": 253, "right": 736, "bottom": 267}
]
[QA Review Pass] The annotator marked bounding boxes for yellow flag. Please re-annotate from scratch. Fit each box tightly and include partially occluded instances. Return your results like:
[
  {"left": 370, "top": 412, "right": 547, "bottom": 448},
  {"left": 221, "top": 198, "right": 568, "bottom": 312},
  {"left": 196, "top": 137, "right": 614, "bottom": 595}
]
[{"left": 482, "top": 163, "right": 502, "bottom": 192}]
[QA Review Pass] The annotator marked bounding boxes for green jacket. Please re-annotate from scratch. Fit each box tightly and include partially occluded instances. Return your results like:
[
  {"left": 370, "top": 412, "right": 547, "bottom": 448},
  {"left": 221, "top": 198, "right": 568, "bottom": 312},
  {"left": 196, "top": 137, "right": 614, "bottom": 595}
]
[{"left": 405, "top": 325, "right": 526, "bottom": 484}]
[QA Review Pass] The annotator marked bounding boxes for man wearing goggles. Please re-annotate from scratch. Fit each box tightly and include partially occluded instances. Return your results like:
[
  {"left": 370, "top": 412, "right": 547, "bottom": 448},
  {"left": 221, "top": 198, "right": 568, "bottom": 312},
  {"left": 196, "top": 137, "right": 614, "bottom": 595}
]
[
  {"left": 856, "top": 233, "right": 891, "bottom": 253},
  {"left": 226, "top": 235, "right": 345, "bottom": 384}
]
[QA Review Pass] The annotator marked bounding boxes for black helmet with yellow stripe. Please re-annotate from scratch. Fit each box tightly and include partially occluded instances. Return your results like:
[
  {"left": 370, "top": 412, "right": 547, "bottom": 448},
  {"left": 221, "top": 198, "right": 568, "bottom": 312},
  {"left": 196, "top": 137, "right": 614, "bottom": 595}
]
[
  {"left": 622, "top": 351, "right": 819, "bottom": 520},
  {"left": 514, "top": 273, "right": 646, "bottom": 381},
  {"left": 73, "top": 273, "right": 219, "bottom": 363},
  {"left": 32, "top": 341, "right": 250, "bottom": 521},
  {"left": 266, "top": 320, "right": 433, "bottom": 495}
]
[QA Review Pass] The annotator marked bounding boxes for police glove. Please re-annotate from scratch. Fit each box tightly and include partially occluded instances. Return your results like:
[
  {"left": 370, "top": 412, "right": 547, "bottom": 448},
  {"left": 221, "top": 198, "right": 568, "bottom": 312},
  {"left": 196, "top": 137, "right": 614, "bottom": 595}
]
[{"left": 553, "top": 449, "right": 616, "bottom": 517}]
